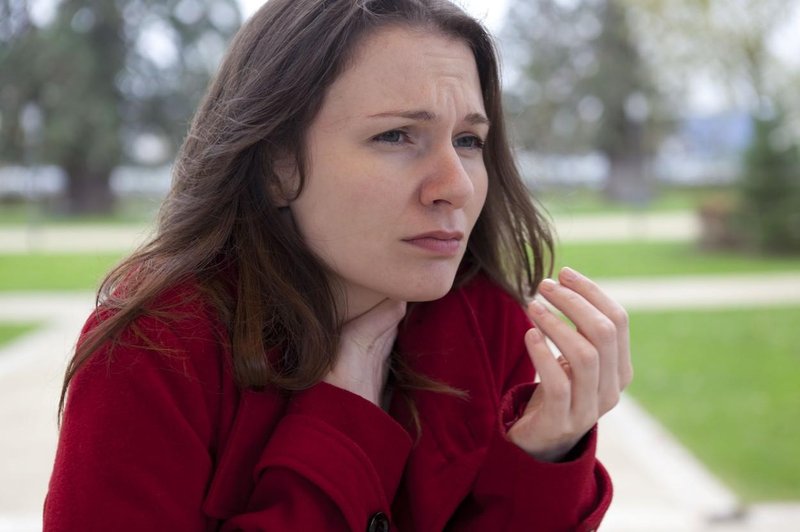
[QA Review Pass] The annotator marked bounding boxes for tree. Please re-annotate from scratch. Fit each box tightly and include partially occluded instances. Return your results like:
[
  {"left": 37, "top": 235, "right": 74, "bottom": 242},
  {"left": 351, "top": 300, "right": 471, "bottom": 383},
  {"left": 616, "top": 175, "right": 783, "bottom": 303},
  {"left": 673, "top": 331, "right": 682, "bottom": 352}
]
[
  {"left": 501, "top": 0, "right": 666, "bottom": 202},
  {"left": 624, "top": 0, "right": 800, "bottom": 253},
  {"left": 0, "top": 0, "right": 241, "bottom": 214},
  {"left": 622, "top": 0, "right": 797, "bottom": 114},
  {"left": 739, "top": 112, "right": 800, "bottom": 253}
]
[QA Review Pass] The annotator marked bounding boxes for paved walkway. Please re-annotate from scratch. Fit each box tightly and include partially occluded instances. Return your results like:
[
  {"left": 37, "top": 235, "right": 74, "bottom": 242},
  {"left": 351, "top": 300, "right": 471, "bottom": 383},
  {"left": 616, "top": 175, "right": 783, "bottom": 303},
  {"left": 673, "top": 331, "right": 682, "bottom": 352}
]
[
  {"left": 553, "top": 211, "right": 701, "bottom": 243},
  {"left": 1, "top": 213, "right": 799, "bottom": 531},
  {"left": 0, "top": 295, "right": 90, "bottom": 532}
]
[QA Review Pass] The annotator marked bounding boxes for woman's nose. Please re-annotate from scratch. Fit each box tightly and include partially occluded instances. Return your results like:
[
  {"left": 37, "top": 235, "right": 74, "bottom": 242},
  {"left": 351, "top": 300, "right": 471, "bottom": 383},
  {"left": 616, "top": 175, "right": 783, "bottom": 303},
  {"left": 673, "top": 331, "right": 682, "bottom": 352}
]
[{"left": 419, "top": 145, "right": 475, "bottom": 209}]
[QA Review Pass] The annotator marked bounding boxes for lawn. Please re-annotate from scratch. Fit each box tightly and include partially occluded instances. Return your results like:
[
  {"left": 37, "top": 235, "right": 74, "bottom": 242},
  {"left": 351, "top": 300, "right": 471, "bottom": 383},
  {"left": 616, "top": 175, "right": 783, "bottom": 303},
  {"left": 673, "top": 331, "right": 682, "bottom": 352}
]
[
  {"left": 629, "top": 306, "right": 800, "bottom": 501},
  {"left": 535, "top": 184, "right": 733, "bottom": 215},
  {"left": 0, "top": 253, "right": 124, "bottom": 291},
  {"left": 554, "top": 241, "right": 800, "bottom": 279},
  {"left": 0, "top": 323, "right": 40, "bottom": 348},
  {"left": 0, "top": 199, "right": 158, "bottom": 225}
]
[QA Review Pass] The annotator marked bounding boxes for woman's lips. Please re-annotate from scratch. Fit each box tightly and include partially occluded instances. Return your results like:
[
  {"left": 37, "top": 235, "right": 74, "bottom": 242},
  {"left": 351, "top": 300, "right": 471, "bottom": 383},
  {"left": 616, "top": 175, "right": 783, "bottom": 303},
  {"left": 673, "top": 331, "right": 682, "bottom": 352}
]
[{"left": 402, "top": 231, "right": 463, "bottom": 256}]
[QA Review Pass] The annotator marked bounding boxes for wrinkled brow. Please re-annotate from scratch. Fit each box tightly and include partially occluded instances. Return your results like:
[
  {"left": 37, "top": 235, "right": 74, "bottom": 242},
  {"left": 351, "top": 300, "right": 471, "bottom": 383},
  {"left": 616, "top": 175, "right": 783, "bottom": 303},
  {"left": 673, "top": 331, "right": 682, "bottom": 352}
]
[{"left": 368, "top": 110, "right": 490, "bottom": 127}]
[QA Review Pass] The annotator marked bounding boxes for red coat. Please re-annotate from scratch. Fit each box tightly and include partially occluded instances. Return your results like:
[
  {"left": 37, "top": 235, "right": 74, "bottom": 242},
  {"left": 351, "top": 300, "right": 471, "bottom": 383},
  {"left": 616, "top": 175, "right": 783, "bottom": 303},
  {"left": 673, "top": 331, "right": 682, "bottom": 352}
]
[{"left": 45, "top": 273, "right": 611, "bottom": 531}]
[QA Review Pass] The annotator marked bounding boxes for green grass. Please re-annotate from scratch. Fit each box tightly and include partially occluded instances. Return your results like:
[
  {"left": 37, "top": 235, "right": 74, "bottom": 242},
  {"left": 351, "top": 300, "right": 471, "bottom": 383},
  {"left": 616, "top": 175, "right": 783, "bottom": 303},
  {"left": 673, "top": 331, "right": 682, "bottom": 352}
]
[
  {"left": 535, "top": 185, "right": 734, "bottom": 216},
  {"left": 0, "top": 253, "right": 124, "bottom": 291},
  {"left": 554, "top": 241, "right": 800, "bottom": 278},
  {"left": 0, "top": 199, "right": 159, "bottom": 225},
  {"left": 629, "top": 306, "right": 800, "bottom": 501},
  {"left": 0, "top": 323, "right": 40, "bottom": 347}
]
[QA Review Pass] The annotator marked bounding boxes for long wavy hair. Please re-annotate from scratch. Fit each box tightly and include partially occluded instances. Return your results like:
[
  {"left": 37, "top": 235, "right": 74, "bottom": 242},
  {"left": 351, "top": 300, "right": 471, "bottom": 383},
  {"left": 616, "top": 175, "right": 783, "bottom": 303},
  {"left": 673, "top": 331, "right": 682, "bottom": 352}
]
[{"left": 59, "top": 0, "right": 553, "bottom": 417}]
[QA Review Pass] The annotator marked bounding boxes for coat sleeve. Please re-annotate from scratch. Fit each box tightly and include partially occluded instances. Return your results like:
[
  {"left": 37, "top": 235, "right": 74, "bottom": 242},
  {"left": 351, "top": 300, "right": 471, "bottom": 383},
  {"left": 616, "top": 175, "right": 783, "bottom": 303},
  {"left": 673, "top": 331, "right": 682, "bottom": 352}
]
[
  {"left": 446, "top": 277, "right": 612, "bottom": 532},
  {"left": 45, "top": 309, "right": 412, "bottom": 531}
]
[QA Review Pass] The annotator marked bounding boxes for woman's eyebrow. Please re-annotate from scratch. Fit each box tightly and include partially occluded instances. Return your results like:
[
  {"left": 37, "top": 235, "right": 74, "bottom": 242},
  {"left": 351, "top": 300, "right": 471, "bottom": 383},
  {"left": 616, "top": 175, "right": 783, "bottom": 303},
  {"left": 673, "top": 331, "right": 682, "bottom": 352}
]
[{"left": 367, "top": 109, "right": 490, "bottom": 127}]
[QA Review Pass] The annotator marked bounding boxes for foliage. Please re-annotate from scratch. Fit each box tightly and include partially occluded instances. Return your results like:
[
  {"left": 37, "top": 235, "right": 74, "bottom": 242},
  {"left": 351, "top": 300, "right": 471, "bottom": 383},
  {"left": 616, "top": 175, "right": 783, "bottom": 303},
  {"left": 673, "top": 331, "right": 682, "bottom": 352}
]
[
  {"left": 501, "top": 0, "right": 668, "bottom": 202},
  {"left": 629, "top": 306, "right": 800, "bottom": 501},
  {"left": 0, "top": 0, "right": 241, "bottom": 214},
  {"left": 621, "top": 1, "right": 800, "bottom": 255},
  {"left": 738, "top": 112, "right": 800, "bottom": 254},
  {"left": 623, "top": 0, "right": 799, "bottom": 121}
]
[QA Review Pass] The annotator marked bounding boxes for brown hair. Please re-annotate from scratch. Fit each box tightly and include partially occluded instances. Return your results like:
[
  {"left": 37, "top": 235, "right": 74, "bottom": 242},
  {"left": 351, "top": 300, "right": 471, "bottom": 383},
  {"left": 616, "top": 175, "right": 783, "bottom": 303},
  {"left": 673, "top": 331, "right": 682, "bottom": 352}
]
[{"left": 59, "top": 0, "right": 553, "bottom": 417}]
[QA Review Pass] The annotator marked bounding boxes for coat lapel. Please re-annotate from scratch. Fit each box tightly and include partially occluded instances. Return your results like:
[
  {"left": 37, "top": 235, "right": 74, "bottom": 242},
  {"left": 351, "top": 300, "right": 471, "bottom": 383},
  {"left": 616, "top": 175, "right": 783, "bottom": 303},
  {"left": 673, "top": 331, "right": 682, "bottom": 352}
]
[{"left": 202, "top": 388, "right": 289, "bottom": 520}]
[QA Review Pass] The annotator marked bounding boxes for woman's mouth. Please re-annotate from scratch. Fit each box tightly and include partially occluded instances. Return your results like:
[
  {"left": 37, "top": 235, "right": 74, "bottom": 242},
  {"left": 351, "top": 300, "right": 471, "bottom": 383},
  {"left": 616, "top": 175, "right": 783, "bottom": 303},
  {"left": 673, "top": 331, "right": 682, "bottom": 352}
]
[{"left": 402, "top": 231, "right": 464, "bottom": 256}]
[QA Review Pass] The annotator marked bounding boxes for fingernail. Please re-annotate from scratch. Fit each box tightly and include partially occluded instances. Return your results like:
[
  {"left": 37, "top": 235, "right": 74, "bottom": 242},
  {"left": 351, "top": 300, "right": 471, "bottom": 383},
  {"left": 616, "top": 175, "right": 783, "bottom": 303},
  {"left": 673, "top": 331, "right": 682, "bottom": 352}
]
[
  {"left": 560, "top": 267, "right": 578, "bottom": 282},
  {"left": 539, "top": 278, "right": 557, "bottom": 292},
  {"left": 528, "top": 328, "right": 543, "bottom": 342},
  {"left": 529, "top": 300, "right": 547, "bottom": 315}
]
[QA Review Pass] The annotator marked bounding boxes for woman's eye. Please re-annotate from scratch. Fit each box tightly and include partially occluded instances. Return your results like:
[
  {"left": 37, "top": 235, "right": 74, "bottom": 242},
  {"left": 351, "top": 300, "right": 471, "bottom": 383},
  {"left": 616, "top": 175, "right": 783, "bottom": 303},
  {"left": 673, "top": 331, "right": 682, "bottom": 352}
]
[
  {"left": 373, "top": 130, "right": 407, "bottom": 144},
  {"left": 454, "top": 135, "right": 485, "bottom": 150}
]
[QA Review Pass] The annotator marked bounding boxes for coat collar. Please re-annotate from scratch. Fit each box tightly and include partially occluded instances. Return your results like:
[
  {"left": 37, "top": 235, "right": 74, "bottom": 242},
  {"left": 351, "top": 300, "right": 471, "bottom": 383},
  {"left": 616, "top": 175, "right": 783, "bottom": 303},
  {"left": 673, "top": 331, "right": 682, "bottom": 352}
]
[{"left": 204, "top": 278, "right": 503, "bottom": 528}]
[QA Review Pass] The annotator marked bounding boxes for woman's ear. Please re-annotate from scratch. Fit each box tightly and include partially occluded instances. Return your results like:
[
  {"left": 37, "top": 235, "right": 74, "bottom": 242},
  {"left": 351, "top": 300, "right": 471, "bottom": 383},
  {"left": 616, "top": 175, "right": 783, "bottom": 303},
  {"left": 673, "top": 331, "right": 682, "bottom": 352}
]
[{"left": 269, "top": 155, "right": 299, "bottom": 207}]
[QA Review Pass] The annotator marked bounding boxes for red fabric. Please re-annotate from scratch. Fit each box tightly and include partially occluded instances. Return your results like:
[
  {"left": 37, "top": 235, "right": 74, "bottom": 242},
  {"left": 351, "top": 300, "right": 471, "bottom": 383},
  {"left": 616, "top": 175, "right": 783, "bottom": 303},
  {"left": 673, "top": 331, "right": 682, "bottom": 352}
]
[{"left": 44, "top": 273, "right": 612, "bottom": 531}]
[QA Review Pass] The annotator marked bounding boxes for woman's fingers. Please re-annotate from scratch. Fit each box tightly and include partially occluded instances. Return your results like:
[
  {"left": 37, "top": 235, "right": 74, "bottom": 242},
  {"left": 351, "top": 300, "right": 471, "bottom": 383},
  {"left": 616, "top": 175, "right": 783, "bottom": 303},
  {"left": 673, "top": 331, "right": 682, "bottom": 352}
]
[
  {"left": 557, "top": 267, "right": 633, "bottom": 394},
  {"left": 558, "top": 267, "right": 630, "bottom": 382},
  {"left": 511, "top": 270, "right": 631, "bottom": 461},
  {"left": 518, "top": 325, "right": 594, "bottom": 461},
  {"left": 527, "top": 300, "right": 599, "bottom": 423},
  {"left": 539, "top": 278, "right": 617, "bottom": 414},
  {"left": 535, "top": 270, "right": 628, "bottom": 416},
  {"left": 524, "top": 328, "right": 570, "bottom": 418}
]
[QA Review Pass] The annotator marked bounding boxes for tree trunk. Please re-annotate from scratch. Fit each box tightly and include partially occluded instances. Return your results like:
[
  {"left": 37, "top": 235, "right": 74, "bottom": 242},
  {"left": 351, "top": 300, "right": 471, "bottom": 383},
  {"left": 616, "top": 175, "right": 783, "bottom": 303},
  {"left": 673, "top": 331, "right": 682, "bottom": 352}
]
[
  {"left": 62, "top": 167, "right": 115, "bottom": 215},
  {"left": 604, "top": 154, "right": 652, "bottom": 205}
]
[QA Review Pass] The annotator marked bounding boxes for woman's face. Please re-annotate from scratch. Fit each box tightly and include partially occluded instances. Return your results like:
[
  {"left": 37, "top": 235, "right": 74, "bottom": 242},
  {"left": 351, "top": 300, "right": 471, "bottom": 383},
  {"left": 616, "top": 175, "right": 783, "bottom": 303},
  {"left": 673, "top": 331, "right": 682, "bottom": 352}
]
[{"left": 287, "top": 26, "right": 489, "bottom": 319}]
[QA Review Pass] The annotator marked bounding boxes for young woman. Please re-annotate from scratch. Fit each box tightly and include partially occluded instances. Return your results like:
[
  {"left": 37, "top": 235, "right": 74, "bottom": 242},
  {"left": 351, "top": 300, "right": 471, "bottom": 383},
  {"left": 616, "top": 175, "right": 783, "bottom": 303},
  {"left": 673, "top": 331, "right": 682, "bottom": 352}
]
[{"left": 45, "top": 0, "right": 632, "bottom": 530}]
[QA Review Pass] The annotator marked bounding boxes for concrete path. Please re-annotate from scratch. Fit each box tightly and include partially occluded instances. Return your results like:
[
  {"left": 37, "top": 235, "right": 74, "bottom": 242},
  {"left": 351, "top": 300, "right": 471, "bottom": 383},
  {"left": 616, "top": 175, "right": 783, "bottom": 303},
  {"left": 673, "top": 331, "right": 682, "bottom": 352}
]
[
  {"left": 0, "top": 225, "right": 153, "bottom": 254},
  {"left": 0, "top": 294, "right": 93, "bottom": 532},
  {"left": 1, "top": 213, "right": 799, "bottom": 531},
  {"left": 553, "top": 211, "right": 701, "bottom": 243},
  {"left": 599, "top": 272, "right": 800, "bottom": 311}
]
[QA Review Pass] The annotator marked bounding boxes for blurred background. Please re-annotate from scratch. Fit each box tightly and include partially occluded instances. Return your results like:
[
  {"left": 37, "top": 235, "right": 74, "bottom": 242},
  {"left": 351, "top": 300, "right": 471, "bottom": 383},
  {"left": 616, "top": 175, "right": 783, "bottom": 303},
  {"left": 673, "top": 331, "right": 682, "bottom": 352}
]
[{"left": 0, "top": 0, "right": 798, "bottom": 530}]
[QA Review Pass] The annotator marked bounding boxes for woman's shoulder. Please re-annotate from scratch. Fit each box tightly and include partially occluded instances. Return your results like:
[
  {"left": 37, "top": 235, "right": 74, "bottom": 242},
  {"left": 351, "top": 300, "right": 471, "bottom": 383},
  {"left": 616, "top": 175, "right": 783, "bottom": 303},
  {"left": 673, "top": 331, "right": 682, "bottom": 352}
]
[
  {"left": 89, "top": 276, "right": 222, "bottom": 333},
  {"left": 78, "top": 278, "right": 230, "bottom": 382},
  {"left": 60, "top": 280, "right": 237, "bottom": 489}
]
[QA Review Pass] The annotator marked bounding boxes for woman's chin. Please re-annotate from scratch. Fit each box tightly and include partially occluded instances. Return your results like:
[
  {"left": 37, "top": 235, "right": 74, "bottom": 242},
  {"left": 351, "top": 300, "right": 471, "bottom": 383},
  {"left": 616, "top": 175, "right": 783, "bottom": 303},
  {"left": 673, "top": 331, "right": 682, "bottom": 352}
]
[{"left": 395, "top": 275, "right": 458, "bottom": 303}]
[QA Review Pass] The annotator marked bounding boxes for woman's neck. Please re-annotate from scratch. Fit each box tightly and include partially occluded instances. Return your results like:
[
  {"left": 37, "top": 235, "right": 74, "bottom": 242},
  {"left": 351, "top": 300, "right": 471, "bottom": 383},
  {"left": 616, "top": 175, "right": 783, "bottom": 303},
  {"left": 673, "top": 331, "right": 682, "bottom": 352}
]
[{"left": 337, "top": 282, "right": 390, "bottom": 323}]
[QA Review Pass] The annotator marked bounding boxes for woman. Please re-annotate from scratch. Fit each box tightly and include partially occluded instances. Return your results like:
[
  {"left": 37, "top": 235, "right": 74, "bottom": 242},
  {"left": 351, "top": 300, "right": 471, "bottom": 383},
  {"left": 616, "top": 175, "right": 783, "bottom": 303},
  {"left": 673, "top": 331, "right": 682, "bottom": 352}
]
[{"left": 45, "top": 0, "right": 632, "bottom": 530}]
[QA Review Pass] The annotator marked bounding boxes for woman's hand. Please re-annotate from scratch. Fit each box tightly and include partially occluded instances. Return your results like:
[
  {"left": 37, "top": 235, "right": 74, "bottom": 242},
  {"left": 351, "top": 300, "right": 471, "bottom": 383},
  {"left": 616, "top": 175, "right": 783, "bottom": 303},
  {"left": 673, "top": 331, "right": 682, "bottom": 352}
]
[
  {"left": 507, "top": 267, "right": 633, "bottom": 462},
  {"left": 323, "top": 298, "right": 407, "bottom": 406}
]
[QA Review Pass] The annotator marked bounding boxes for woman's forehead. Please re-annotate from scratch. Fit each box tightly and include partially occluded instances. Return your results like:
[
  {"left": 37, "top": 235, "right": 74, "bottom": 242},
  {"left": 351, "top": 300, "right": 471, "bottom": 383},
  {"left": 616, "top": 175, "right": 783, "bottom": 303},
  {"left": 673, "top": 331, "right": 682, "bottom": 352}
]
[{"left": 317, "top": 26, "right": 485, "bottom": 125}]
